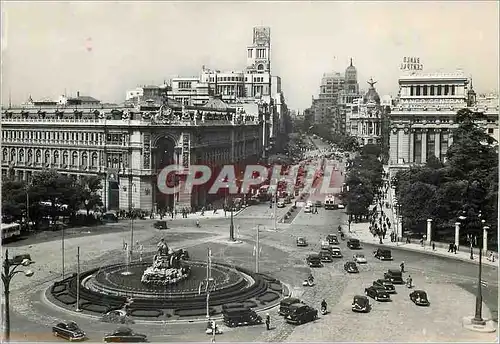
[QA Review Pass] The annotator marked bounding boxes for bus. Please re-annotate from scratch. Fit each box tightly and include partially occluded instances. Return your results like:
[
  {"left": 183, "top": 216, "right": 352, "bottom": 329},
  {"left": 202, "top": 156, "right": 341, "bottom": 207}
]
[
  {"left": 324, "top": 195, "right": 338, "bottom": 210},
  {"left": 1, "top": 222, "right": 22, "bottom": 241}
]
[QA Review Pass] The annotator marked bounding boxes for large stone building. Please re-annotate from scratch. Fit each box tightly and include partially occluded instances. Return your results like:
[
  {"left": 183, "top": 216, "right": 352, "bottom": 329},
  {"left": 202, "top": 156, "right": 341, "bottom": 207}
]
[
  {"left": 1, "top": 89, "right": 264, "bottom": 213},
  {"left": 388, "top": 69, "right": 499, "bottom": 176}
]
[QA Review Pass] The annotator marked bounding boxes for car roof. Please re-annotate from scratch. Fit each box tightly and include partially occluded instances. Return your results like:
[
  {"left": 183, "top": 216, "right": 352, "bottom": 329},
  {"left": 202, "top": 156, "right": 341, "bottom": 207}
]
[
  {"left": 223, "top": 307, "right": 253, "bottom": 315},
  {"left": 414, "top": 290, "right": 427, "bottom": 294},
  {"left": 308, "top": 254, "right": 321, "bottom": 258},
  {"left": 281, "top": 297, "right": 301, "bottom": 304},
  {"left": 353, "top": 295, "right": 368, "bottom": 300},
  {"left": 289, "top": 303, "right": 307, "bottom": 310},
  {"left": 387, "top": 269, "right": 401, "bottom": 273}
]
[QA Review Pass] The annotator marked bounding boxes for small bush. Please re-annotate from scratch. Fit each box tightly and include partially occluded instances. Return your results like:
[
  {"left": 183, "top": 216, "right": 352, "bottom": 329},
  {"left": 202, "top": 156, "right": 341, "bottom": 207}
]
[
  {"left": 174, "top": 308, "right": 216, "bottom": 317},
  {"left": 268, "top": 283, "right": 282, "bottom": 292},
  {"left": 52, "top": 285, "right": 67, "bottom": 294},
  {"left": 80, "top": 302, "right": 108, "bottom": 313},
  {"left": 56, "top": 293, "right": 76, "bottom": 305},
  {"left": 257, "top": 292, "right": 280, "bottom": 304},
  {"left": 129, "top": 309, "right": 163, "bottom": 318}
]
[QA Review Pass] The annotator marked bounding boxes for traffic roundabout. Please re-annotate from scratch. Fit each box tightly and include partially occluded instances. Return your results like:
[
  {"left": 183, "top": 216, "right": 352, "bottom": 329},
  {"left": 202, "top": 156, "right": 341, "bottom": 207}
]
[{"left": 46, "top": 258, "right": 285, "bottom": 321}]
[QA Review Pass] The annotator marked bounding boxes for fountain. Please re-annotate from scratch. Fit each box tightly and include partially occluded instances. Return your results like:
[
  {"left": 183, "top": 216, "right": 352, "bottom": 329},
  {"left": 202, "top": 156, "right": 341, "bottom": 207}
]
[{"left": 141, "top": 239, "right": 190, "bottom": 285}]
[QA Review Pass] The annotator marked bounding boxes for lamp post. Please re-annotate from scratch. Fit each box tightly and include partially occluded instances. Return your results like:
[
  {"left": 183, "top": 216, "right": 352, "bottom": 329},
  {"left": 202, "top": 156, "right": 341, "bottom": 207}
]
[
  {"left": 2, "top": 250, "right": 34, "bottom": 342},
  {"left": 75, "top": 246, "right": 81, "bottom": 312}
]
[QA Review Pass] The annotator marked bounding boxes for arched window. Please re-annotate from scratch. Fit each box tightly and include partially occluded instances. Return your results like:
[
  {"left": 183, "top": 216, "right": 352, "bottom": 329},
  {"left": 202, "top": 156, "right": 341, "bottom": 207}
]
[
  {"left": 35, "top": 149, "right": 41, "bottom": 163},
  {"left": 10, "top": 149, "right": 16, "bottom": 162},
  {"left": 62, "top": 151, "right": 69, "bottom": 165},
  {"left": 2, "top": 148, "right": 8, "bottom": 162},
  {"left": 53, "top": 151, "right": 60, "bottom": 164},
  {"left": 44, "top": 150, "right": 50, "bottom": 164},
  {"left": 19, "top": 149, "right": 24, "bottom": 163},
  {"left": 71, "top": 151, "right": 78, "bottom": 166},
  {"left": 81, "top": 152, "right": 88, "bottom": 166},
  {"left": 91, "top": 152, "right": 98, "bottom": 167},
  {"left": 257, "top": 64, "right": 264, "bottom": 71},
  {"left": 27, "top": 149, "right": 32, "bottom": 163}
]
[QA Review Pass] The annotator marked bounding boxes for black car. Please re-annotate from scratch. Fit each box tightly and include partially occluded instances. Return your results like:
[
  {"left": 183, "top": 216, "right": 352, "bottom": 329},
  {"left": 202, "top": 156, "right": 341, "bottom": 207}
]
[
  {"left": 383, "top": 269, "right": 404, "bottom": 284},
  {"left": 285, "top": 303, "right": 318, "bottom": 325},
  {"left": 296, "top": 237, "right": 308, "bottom": 247},
  {"left": 373, "top": 279, "right": 396, "bottom": 293},
  {"left": 347, "top": 239, "right": 361, "bottom": 249},
  {"left": 103, "top": 327, "right": 147, "bottom": 343},
  {"left": 319, "top": 250, "right": 333, "bottom": 262},
  {"left": 278, "top": 297, "right": 302, "bottom": 316},
  {"left": 306, "top": 254, "right": 323, "bottom": 268},
  {"left": 153, "top": 221, "right": 168, "bottom": 230},
  {"left": 52, "top": 322, "right": 86, "bottom": 341},
  {"left": 326, "top": 234, "right": 339, "bottom": 245},
  {"left": 374, "top": 248, "right": 393, "bottom": 261},
  {"left": 364, "top": 286, "right": 391, "bottom": 302},
  {"left": 351, "top": 295, "right": 371, "bottom": 313},
  {"left": 410, "top": 290, "right": 430, "bottom": 306},
  {"left": 222, "top": 307, "right": 263, "bottom": 327},
  {"left": 344, "top": 261, "right": 359, "bottom": 273}
]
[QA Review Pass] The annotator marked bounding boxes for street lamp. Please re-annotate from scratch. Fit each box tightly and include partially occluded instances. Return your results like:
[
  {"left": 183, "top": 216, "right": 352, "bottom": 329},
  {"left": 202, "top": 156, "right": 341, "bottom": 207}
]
[{"left": 2, "top": 250, "right": 34, "bottom": 342}]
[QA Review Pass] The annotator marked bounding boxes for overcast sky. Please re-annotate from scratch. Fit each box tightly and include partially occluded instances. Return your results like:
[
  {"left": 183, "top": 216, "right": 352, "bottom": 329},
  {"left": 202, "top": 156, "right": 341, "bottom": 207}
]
[{"left": 2, "top": 1, "right": 499, "bottom": 110}]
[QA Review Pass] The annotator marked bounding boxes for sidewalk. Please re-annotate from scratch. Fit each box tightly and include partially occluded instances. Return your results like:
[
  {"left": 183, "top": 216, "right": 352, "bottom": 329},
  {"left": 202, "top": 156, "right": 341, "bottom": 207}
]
[
  {"left": 151, "top": 207, "right": 246, "bottom": 221},
  {"left": 348, "top": 220, "right": 498, "bottom": 268}
]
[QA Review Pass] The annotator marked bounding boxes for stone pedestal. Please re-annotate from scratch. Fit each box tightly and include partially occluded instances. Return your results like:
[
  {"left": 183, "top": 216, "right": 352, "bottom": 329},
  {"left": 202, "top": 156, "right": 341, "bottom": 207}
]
[
  {"left": 462, "top": 316, "right": 497, "bottom": 333},
  {"left": 454, "top": 222, "right": 460, "bottom": 249},
  {"left": 426, "top": 219, "right": 432, "bottom": 244}
]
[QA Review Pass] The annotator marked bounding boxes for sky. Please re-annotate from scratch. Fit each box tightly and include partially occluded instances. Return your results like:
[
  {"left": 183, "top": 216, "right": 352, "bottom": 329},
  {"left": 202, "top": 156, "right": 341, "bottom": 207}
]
[{"left": 2, "top": 1, "right": 499, "bottom": 111}]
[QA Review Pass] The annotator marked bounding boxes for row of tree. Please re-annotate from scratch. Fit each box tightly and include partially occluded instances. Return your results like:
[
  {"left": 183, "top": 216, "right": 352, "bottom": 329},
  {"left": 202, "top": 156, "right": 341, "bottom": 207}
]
[
  {"left": 341, "top": 144, "right": 384, "bottom": 220},
  {"left": 2, "top": 169, "right": 103, "bottom": 229},
  {"left": 392, "top": 109, "right": 498, "bottom": 242}
]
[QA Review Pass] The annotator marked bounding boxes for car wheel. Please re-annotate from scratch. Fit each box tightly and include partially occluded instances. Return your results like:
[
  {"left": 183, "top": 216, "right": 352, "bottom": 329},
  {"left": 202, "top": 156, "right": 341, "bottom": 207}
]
[
  {"left": 53, "top": 332, "right": 58, "bottom": 337},
  {"left": 375, "top": 296, "right": 379, "bottom": 301}
]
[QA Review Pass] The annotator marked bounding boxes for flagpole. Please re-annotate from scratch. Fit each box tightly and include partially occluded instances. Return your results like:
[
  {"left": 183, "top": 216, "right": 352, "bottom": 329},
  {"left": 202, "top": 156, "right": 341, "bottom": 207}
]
[
  {"left": 76, "top": 246, "right": 81, "bottom": 312},
  {"left": 256, "top": 225, "right": 260, "bottom": 273}
]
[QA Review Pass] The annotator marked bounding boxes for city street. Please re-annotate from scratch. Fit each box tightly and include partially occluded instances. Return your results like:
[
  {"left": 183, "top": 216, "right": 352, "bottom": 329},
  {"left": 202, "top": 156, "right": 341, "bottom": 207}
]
[{"left": 2, "top": 155, "right": 497, "bottom": 342}]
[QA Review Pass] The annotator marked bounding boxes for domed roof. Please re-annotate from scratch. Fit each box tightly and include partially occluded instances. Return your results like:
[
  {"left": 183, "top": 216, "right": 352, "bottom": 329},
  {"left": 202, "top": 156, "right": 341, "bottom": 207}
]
[
  {"left": 363, "top": 78, "right": 380, "bottom": 104},
  {"left": 346, "top": 58, "right": 356, "bottom": 72}
]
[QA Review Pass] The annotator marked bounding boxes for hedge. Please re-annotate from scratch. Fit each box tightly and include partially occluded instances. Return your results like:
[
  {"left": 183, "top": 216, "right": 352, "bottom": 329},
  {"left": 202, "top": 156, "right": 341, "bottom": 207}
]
[
  {"left": 56, "top": 293, "right": 76, "bottom": 305},
  {"left": 174, "top": 308, "right": 216, "bottom": 317},
  {"left": 129, "top": 309, "right": 163, "bottom": 318},
  {"left": 256, "top": 292, "right": 280, "bottom": 304},
  {"left": 79, "top": 302, "right": 108, "bottom": 313}
]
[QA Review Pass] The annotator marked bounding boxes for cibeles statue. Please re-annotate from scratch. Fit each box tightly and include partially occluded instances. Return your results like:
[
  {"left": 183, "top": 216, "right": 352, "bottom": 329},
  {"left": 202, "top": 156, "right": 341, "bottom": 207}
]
[{"left": 141, "top": 238, "right": 190, "bottom": 285}]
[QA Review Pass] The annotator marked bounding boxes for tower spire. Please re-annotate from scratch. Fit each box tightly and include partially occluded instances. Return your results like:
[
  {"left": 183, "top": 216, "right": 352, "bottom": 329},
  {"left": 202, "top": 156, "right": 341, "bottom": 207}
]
[{"left": 350, "top": 58, "right": 353, "bottom": 67}]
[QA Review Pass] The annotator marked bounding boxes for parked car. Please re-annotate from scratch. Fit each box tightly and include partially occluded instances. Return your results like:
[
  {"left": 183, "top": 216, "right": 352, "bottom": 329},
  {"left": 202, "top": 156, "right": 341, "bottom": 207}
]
[
  {"left": 52, "top": 321, "right": 86, "bottom": 341},
  {"left": 222, "top": 307, "right": 263, "bottom": 327},
  {"left": 373, "top": 279, "right": 396, "bottom": 293},
  {"left": 353, "top": 253, "right": 367, "bottom": 264},
  {"left": 296, "top": 237, "right": 308, "bottom": 247},
  {"left": 277, "top": 199, "right": 286, "bottom": 208},
  {"left": 351, "top": 295, "right": 371, "bottom": 313},
  {"left": 306, "top": 254, "right": 323, "bottom": 267},
  {"left": 347, "top": 238, "right": 361, "bottom": 249},
  {"left": 285, "top": 303, "right": 318, "bottom": 325},
  {"left": 383, "top": 270, "right": 404, "bottom": 284},
  {"left": 319, "top": 249, "right": 333, "bottom": 262},
  {"left": 374, "top": 248, "right": 393, "bottom": 261},
  {"left": 337, "top": 204, "right": 345, "bottom": 209},
  {"left": 330, "top": 246, "right": 342, "bottom": 258},
  {"left": 304, "top": 205, "right": 312, "bottom": 213},
  {"left": 326, "top": 234, "right": 339, "bottom": 245},
  {"left": 410, "top": 290, "right": 430, "bottom": 306},
  {"left": 364, "top": 286, "right": 391, "bottom": 302},
  {"left": 153, "top": 221, "right": 168, "bottom": 230},
  {"left": 320, "top": 240, "right": 331, "bottom": 250},
  {"left": 344, "top": 261, "right": 359, "bottom": 273},
  {"left": 278, "top": 297, "right": 302, "bottom": 316},
  {"left": 103, "top": 327, "right": 147, "bottom": 342}
]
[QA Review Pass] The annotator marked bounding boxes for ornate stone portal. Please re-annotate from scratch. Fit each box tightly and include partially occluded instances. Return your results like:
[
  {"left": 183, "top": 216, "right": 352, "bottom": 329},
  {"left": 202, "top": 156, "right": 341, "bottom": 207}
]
[{"left": 141, "top": 239, "right": 190, "bottom": 285}]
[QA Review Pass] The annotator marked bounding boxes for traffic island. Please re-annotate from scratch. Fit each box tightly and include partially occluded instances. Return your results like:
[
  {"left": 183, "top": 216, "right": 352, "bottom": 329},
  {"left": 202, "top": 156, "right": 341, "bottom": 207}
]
[{"left": 462, "top": 316, "right": 497, "bottom": 333}]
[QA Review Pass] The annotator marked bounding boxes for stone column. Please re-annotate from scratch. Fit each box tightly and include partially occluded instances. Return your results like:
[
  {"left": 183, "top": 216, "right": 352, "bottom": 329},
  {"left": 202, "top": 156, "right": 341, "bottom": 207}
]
[
  {"left": 483, "top": 226, "right": 489, "bottom": 254},
  {"left": 454, "top": 222, "right": 460, "bottom": 249},
  {"left": 426, "top": 218, "right": 432, "bottom": 244},
  {"left": 389, "top": 129, "right": 398, "bottom": 165},
  {"left": 421, "top": 130, "right": 427, "bottom": 163},
  {"left": 409, "top": 130, "right": 414, "bottom": 163},
  {"left": 434, "top": 130, "right": 441, "bottom": 160}
]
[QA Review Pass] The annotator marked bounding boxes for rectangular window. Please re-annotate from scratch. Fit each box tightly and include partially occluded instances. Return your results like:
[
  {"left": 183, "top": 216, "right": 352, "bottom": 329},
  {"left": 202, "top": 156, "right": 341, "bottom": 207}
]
[
  {"left": 437, "top": 85, "right": 442, "bottom": 96},
  {"left": 488, "top": 128, "right": 494, "bottom": 134},
  {"left": 410, "top": 86, "right": 414, "bottom": 96},
  {"left": 445, "top": 85, "right": 449, "bottom": 95},
  {"left": 427, "top": 130, "right": 435, "bottom": 159},
  {"left": 416, "top": 86, "right": 421, "bottom": 96},
  {"left": 451, "top": 85, "right": 455, "bottom": 95},
  {"left": 423, "top": 86, "right": 428, "bottom": 96},
  {"left": 440, "top": 132, "right": 449, "bottom": 161},
  {"left": 248, "top": 49, "right": 252, "bottom": 58},
  {"left": 414, "top": 133, "right": 422, "bottom": 163}
]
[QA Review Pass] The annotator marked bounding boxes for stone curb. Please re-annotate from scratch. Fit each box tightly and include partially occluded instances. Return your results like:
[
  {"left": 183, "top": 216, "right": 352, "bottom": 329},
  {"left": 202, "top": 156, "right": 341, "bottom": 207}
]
[{"left": 355, "top": 238, "right": 498, "bottom": 268}]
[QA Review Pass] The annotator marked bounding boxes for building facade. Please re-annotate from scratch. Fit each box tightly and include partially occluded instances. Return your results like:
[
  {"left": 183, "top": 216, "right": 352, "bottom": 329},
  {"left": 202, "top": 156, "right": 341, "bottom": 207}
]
[
  {"left": 1, "top": 93, "right": 264, "bottom": 213},
  {"left": 388, "top": 69, "right": 499, "bottom": 175}
]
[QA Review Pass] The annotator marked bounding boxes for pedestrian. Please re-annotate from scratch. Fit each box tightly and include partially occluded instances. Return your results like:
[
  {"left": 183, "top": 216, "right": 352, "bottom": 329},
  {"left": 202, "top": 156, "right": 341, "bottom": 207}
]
[
  {"left": 265, "top": 313, "right": 270, "bottom": 330},
  {"left": 400, "top": 261, "right": 405, "bottom": 273},
  {"left": 453, "top": 244, "right": 458, "bottom": 254},
  {"left": 448, "top": 243, "right": 453, "bottom": 253},
  {"left": 432, "top": 242, "right": 435, "bottom": 251}
]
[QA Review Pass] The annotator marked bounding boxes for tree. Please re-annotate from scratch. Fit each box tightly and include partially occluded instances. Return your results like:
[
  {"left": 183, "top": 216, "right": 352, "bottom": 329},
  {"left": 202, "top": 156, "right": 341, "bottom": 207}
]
[
  {"left": 78, "top": 175, "right": 103, "bottom": 215},
  {"left": 1, "top": 178, "right": 27, "bottom": 223}
]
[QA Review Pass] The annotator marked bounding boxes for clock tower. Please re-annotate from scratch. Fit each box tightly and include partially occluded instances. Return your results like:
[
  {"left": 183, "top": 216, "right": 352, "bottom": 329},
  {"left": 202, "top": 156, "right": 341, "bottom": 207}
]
[{"left": 246, "top": 26, "right": 271, "bottom": 73}]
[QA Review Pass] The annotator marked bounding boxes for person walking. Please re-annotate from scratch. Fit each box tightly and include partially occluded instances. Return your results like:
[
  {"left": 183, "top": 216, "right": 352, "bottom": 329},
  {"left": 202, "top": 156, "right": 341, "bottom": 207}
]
[
  {"left": 265, "top": 313, "right": 271, "bottom": 330},
  {"left": 400, "top": 261, "right": 405, "bottom": 273}
]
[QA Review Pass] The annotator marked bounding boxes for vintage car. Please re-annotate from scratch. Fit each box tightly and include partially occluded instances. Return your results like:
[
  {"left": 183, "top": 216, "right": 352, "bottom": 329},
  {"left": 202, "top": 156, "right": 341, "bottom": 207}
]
[
  {"left": 373, "top": 279, "right": 396, "bottom": 293},
  {"left": 351, "top": 295, "right": 371, "bottom": 313},
  {"left": 330, "top": 246, "right": 342, "bottom": 258},
  {"left": 319, "top": 249, "right": 333, "bottom": 262},
  {"left": 320, "top": 240, "right": 331, "bottom": 250},
  {"left": 344, "top": 261, "right": 359, "bottom": 273},
  {"left": 306, "top": 254, "right": 323, "bottom": 268},
  {"left": 103, "top": 327, "right": 147, "bottom": 342},
  {"left": 364, "top": 286, "right": 391, "bottom": 302},
  {"left": 383, "top": 269, "right": 404, "bottom": 284},
  {"left": 277, "top": 199, "right": 286, "bottom": 208},
  {"left": 222, "top": 307, "right": 263, "bottom": 327},
  {"left": 353, "top": 253, "right": 367, "bottom": 264},
  {"left": 279, "top": 297, "right": 302, "bottom": 316},
  {"left": 374, "top": 248, "right": 393, "bottom": 261},
  {"left": 410, "top": 290, "right": 430, "bottom": 306},
  {"left": 52, "top": 321, "right": 86, "bottom": 341},
  {"left": 296, "top": 237, "right": 308, "bottom": 247},
  {"left": 326, "top": 234, "right": 339, "bottom": 245},
  {"left": 153, "top": 221, "right": 168, "bottom": 230},
  {"left": 347, "top": 238, "right": 361, "bottom": 249},
  {"left": 285, "top": 303, "right": 318, "bottom": 325}
]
